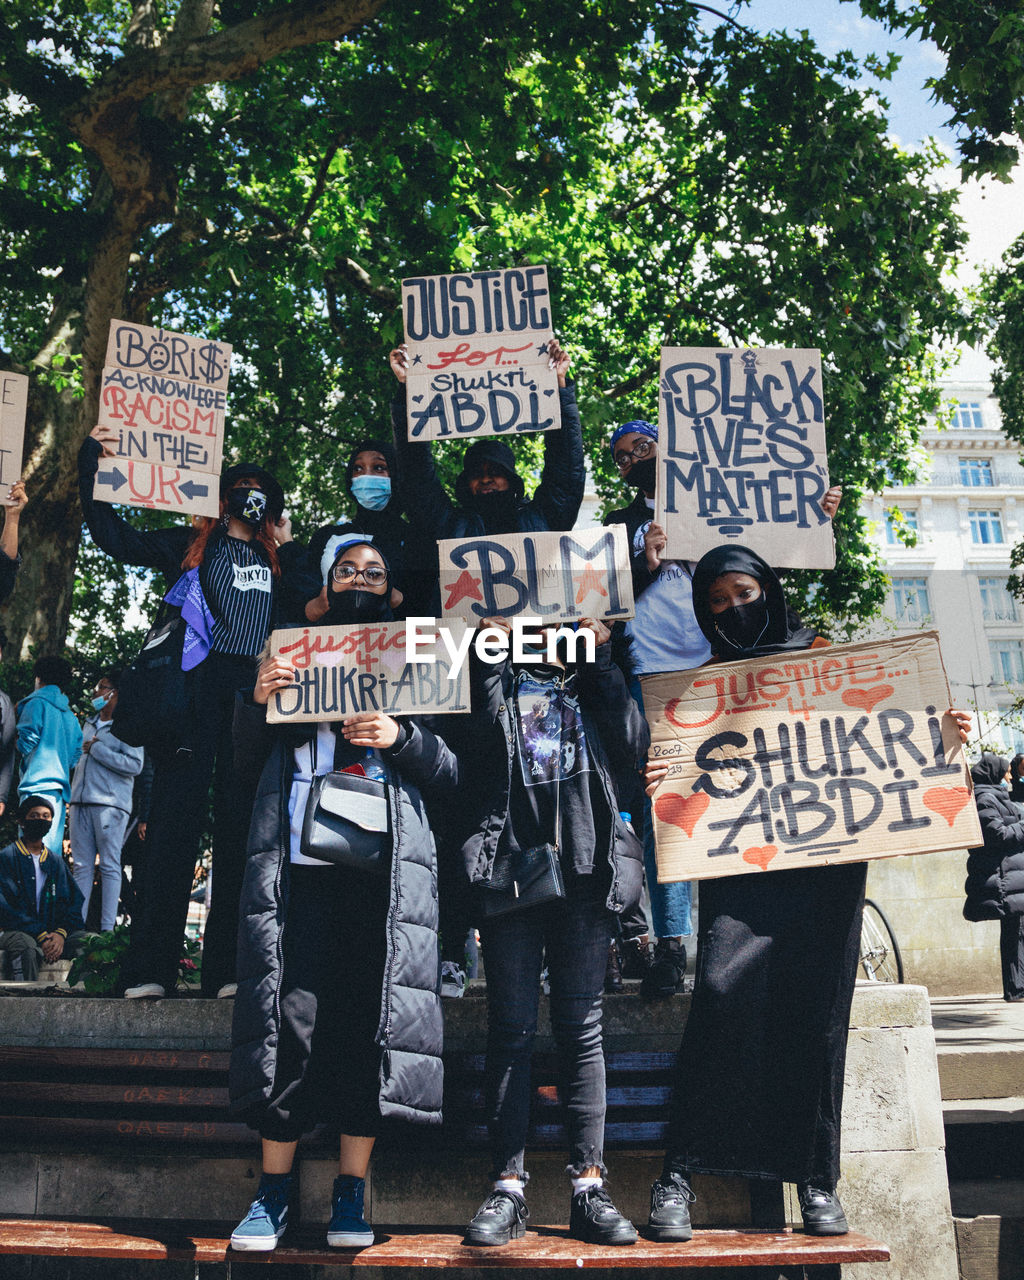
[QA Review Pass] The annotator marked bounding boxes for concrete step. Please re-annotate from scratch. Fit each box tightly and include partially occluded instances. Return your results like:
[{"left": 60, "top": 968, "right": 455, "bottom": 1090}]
[
  {"left": 951, "top": 1181, "right": 1024, "bottom": 1218},
  {"left": 945, "top": 1098, "right": 1024, "bottom": 1125},
  {"left": 955, "top": 1214, "right": 1024, "bottom": 1280}
]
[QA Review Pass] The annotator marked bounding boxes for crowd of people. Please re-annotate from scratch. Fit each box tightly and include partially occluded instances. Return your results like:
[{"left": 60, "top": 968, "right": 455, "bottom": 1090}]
[{"left": 0, "top": 339, "right": 982, "bottom": 1253}]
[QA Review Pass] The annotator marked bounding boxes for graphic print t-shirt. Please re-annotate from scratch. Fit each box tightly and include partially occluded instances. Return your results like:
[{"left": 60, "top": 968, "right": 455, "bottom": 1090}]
[
  {"left": 204, "top": 535, "right": 274, "bottom": 656},
  {"left": 507, "top": 667, "right": 600, "bottom": 875}
]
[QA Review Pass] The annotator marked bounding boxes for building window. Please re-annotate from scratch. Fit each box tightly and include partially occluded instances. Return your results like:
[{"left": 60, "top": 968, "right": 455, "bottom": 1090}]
[
  {"left": 992, "top": 640, "right": 1024, "bottom": 685},
  {"left": 959, "top": 457, "right": 994, "bottom": 487},
  {"left": 885, "top": 509, "right": 918, "bottom": 545},
  {"left": 891, "top": 578, "right": 931, "bottom": 625},
  {"left": 969, "top": 509, "right": 1004, "bottom": 544},
  {"left": 952, "top": 401, "right": 986, "bottom": 429},
  {"left": 979, "top": 577, "right": 1020, "bottom": 622}
]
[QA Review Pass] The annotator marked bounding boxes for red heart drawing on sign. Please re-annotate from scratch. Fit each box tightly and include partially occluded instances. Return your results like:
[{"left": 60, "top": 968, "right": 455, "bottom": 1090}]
[
  {"left": 742, "top": 845, "right": 779, "bottom": 871},
  {"left": 842, "top": 684, "right": 894, "bottom": 714},
  {"left": 922, "top": 786, "right": 972, "bottom": 827},
  {"left": 654, "top": 791, "right": 709, "bottom": 838}
]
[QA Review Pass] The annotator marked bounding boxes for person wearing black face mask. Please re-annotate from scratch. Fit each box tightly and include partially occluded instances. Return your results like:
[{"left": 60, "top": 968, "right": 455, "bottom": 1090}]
[
  {"left": 387, "top": 339, "right": 585, "bottom": 541},
  {"left": 78, "top": 427, "right": 293, "bottom": 1001},
  {"left": 642, "top": 543, "right": 972, "bottom": 1243},
  {"left": 0, "top": 796, "right": 86, "bottom": 981},
  {"left": 227, "top": 537, "right": 457, "bottom": 1253}
]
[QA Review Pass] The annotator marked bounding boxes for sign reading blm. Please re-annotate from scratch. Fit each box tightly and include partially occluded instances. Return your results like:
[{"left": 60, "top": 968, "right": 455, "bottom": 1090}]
[
  {"left": 655, "top": 346, "right": 835, "bottom": 569},
  {"left": 0, "top": 371, "right": 28, "bottom": 504},
  {"left": 266, "top": 620, "right": 471, "bottom": 724},
  {"left": 438, "top": 526, "right": 634, "bottom": 624},
  {"left": 402, "top": 267, "right": 559, "bottom": 441},
  {"left": 92, "top": 320, "right": 231, "bottom": 518},
  {"left": 641, "top": 633, "right": 979, "bottom": 884}
]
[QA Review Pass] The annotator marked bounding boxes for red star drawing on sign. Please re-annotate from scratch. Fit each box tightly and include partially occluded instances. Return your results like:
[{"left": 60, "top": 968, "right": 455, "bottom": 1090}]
[
  {"left": 444, "top": 569, "right": 484, "bottom": 609},
  {"left": 573, "top": 564, "right": 609, "bottom": 605}
]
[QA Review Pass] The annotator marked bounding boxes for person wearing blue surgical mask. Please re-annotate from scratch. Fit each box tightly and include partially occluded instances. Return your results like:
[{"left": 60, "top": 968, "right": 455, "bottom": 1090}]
[{"left": 277, "top": 437, "right": 436, "bottom": 624}]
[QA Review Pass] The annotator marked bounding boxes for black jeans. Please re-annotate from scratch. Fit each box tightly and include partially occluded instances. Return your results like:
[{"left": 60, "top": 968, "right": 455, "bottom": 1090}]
[
  {"left": 1000, "top": 914, "right": 1024, "bottom": 1000},
  {"left": 121, "top": 652, "right": 256, "bottom": 996},
  {"left": 478, "top": 879, "right": 614, "bottom": 1181}
]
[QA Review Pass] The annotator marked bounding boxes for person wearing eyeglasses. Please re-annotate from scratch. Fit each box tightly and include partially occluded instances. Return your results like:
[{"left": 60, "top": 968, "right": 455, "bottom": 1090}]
[
  {"left": 604, "top": 420, "right": 842, "bottom": 999},
  {"left": 228, "top": 536, "right": 457, "bottom": 1252}
]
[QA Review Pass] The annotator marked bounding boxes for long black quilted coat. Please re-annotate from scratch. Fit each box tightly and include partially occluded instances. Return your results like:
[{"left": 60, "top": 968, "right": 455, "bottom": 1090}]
[
  {"left": 964, "top": 752, "right": 1024, "bottom": 922},
  {"left": 229, "top": 700, "right": 457, "bottom": 1125}
]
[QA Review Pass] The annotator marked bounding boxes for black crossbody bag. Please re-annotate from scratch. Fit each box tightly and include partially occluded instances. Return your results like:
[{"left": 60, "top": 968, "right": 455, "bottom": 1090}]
[
  {"left": 483, "top": 674, "right": 567, "bottom": 917},
  {"left": 299, "top": 731, "right": 393, "bottom": 876}
]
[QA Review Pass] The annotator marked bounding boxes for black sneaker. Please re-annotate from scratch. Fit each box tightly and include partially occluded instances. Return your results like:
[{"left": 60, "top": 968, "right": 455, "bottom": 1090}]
[
  {"left": 646, "top": 1172, "right": 695, "bottom": 1242},
  {"left": 640, "top": 939, "right": 686, "bottom": 1000},
  {"left": 797, "top": 1184, "right": 849, "bottom": 1236},
  {"left": 569, "top": 1186, "right": 637, "bottom": 1246},
  {"left": 464, "top": 1190, "right": 529, "bottom": 1246},
  {"left": 620, "top": 938, "right": 653, "bottom": 981},
  {"left": 604, "top": 941, "right": 623, "bottom": 994}
]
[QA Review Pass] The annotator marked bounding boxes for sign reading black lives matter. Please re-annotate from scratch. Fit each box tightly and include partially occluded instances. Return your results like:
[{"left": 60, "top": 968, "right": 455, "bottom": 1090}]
[
  {"left": 655, "top": 347, "right": 835, "bottom": 568},
  {"left": 402, "top": 267, "right": 559, "bottom": 441},
  {"left": 641, "top": 633, "right": 979, "bottom": 884},
  {"left": 266, "top": 621, "right": 471, "bottom": 724},
  {"left": 437, "top": 525, "right": 634, "bottom": 625},
  {"left": 0, "top": 371, "right": 28, "bottom": 504},
  {"left": 93, "top": 320, "right": 231, "bottom": 518}
]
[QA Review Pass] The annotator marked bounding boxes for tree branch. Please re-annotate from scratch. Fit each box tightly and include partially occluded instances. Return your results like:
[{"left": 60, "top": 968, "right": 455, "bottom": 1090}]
[{"left": 326, "top": 257, "right": 398, "bottom": 306}]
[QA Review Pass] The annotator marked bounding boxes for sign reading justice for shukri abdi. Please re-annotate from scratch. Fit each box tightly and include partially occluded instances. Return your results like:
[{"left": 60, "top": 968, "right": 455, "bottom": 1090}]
[
  {"left": 402, "top": 266, "right": 559, "bottom": 441},
  {"left": 655, "top": 346, "right": 835, "bottom": 569},
  {"left": 642, "top": 633, "right": 979, "bottom": 884}
]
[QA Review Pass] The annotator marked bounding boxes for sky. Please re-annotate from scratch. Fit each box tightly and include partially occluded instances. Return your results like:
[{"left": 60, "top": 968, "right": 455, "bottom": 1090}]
[{"left": 735, "top": 0, "right": 1024, "bottom": 287}]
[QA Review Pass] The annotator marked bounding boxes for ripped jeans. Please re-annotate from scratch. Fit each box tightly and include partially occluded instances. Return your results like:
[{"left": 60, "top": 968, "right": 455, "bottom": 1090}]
[{"left": 479, "top": 881, "right": 614, "bottom": 1181}]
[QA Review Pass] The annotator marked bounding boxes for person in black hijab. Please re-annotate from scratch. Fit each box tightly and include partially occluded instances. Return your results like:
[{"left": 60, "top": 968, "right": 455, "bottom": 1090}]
[
  {"left": 644, "top": 544, "right": 971, "bottom": 1242},
  {"left": 1008, "top": 754, "right": 1024, "bottom": 806},
  {"left": 964, "top": 752, "right": 1024, "bottom": 1002}
]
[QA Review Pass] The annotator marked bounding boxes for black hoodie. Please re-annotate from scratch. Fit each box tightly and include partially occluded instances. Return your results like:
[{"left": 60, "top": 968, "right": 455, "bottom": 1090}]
[
  {"left": 964, "top": 752, "right": 1024, "bottom": 921},
  {"left": 691, "top": 544, "right": 819, "bottom": 659}
]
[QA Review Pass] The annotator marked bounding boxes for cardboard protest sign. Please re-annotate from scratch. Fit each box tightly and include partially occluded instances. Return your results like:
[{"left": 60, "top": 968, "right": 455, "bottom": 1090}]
[
  {"left": 94, "top": 320, "right": 231, "bottom": 518},
  {"left": 0, "top": 371, "right": 28, "bottom": 503},
  {"left": 642, "top": 633, "right": 979, "bottom": 883},
  {"left": 655, "top": 346, "right": 835, "bottom": 569},
  {"left": 402, "top": 266, "right": 559, "bottom": 441},
  {"left": 266, "top": 620, "right": 472, "bottom": 724},
  {"left": 438, "top": 525, "right": 634, "bottom": 624}
]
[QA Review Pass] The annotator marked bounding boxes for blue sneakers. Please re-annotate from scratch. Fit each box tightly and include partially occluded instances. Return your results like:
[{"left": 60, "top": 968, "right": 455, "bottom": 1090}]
[
  {"left": 230, "top": 1173, "right": 291, "bottom": 1252},
  {"left": 327, "top": 1174, "right": 374, "bottom": 1247}
]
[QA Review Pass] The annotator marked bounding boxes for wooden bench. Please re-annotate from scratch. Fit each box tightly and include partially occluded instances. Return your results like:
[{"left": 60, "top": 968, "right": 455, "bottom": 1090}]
[
  {"left": 0, "top": 1044, "right": 675, "bottom": 1151},
  {"left": 0, "top": 1217, "right": 890, "bottom": 1274}
]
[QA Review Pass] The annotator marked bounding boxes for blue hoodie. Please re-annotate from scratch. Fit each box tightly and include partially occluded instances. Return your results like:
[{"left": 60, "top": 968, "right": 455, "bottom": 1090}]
[{"left": 16, "top": 685, "right": 83, "bottom": 800}]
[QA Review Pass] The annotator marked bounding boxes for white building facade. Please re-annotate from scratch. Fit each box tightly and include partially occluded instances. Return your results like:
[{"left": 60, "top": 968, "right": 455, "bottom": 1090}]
[{"left": 862, "top": 347, "right": 1024, "bottom": 756}]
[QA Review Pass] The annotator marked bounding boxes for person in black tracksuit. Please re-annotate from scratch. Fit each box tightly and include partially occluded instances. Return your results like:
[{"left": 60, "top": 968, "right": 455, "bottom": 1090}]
[
  {"left": 387, "top": 339, "right": 586, "bottom": 988},
  {"left": 964, "top": 752, "right": 1024, "bottom": 1002},
  {"left": 78, "top": 427, "right": 288, "bottom": 999}
]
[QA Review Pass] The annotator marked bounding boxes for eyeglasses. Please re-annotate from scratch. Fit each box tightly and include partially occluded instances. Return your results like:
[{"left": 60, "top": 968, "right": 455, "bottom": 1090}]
[
  {"left": 613, "top": 437, "right": 656, "bottom": 471},
  {"left": 331, "top": 564, "right": 388, "bottom": 586}
]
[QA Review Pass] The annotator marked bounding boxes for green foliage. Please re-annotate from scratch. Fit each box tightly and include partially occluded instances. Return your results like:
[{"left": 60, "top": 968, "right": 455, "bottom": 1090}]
[
  {"left": 67, "top": 925, "right": 201, "bottom": 995},
  {"left": 0, "top": 0, "right": 976, "bottom": 637},
  {"left": 985, "top": 237, "right": 1024, "bottom": 600}
]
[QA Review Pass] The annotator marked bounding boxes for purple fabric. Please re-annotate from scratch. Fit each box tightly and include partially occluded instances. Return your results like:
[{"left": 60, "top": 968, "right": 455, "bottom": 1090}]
[{"left": 164, "top": 568, "right": 215, "bottom": 672}]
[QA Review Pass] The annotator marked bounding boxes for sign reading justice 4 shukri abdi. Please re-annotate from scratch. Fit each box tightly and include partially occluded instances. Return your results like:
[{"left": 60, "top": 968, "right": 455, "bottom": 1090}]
[
  {"left": 402, "top": 267, "right": 559, "bottom": 441},
  {"left": 655, "top": 346, "right": 835, "bottom": 569}
]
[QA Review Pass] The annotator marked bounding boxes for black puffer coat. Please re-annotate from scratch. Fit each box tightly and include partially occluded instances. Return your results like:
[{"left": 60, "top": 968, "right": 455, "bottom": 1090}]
[
  {"left": 229, "top": 701, "right": 458, "bottom": 1125},
  {"left": 964, "top": 752, "right": 1024, "bottom": 921}
]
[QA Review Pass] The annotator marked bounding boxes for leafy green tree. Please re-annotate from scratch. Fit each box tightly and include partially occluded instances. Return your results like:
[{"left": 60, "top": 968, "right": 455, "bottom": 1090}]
[{"left": 2, "top": 0, "right": 972, "bottom": 653}]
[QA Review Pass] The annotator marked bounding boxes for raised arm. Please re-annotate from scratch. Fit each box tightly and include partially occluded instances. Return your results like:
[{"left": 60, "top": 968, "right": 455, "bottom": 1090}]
[
  {"left": 530, "top": 341, "right": 584, "bottom": 531},
  {"left": 388, "top": 347, "right": 459, "bottom": 540}
]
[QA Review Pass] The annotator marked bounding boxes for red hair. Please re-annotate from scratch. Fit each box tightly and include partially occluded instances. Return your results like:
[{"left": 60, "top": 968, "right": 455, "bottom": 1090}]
[{"left": 181, "top": 499, "right": 281, "bottom": 576}]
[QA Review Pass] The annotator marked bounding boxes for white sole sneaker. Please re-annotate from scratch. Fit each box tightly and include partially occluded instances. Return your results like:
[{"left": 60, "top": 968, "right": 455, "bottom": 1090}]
[
  {"left": 229, "top": 1230, "right": 284, "bottom": 1252},
  {"left": 124, "top": 983, "right": 165, "bottom": 999},
  {"left": 327, "top": 1228, "right": 375, "bottom": 1248},
  {"left": 216, "top": 983, "right": 238, "bottom": 999}
]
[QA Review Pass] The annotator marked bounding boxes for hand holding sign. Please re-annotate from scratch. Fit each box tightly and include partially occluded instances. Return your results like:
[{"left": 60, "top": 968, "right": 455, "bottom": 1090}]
[
  {"left": 255, "top": 654, "right": 297, "bottom": 706},
  {"left": 341, "top": 711, "right": 401, "bottom": 749}
]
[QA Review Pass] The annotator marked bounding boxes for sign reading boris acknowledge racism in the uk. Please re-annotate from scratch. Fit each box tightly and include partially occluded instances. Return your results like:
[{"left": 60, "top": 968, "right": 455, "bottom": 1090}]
[
  {"left": 402, "top": 267, "right": 559, "bottom": 441},
  {"left": 642, "top": 633, "right": 979, "bottom": 883},
  {"left": 92, "top": 320, "right": 231, "bottom": 518},
  {"left": 655, "top": 346, "right": 835, "bottom": 569},
  {"left": 0, "top": 371, "right": 28, "bottom": 503},
  {"left": 266, "top": 620, "right": 471, "bottom": 724},
  {"left": 437, "top": 526, "right": 634, "bottom": 625}
]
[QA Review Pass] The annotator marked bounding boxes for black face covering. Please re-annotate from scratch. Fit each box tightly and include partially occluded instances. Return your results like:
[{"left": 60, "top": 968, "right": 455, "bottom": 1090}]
[
  {"left": 626, "top": 457, "right": 657, "bottom": 493},
  {"left": 323, "top": 587, "right": 392, "bottom": 626},
  {"left": 714, "top": 597, "right": 770, "bottom": 651},
  {"left": 21, "top": 818, "right": 52, "bottom": 842},
  {"left": 468, "top": 487, "right": 519, "bottom": 529},
  {"left": 225, "top": 487, "right": 267, "bottom": 526}
]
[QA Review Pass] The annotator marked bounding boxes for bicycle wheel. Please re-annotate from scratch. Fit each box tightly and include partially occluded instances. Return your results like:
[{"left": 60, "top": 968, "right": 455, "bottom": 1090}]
[{"left": 859, "top": 898, "right": 904, "bottom": 983}]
